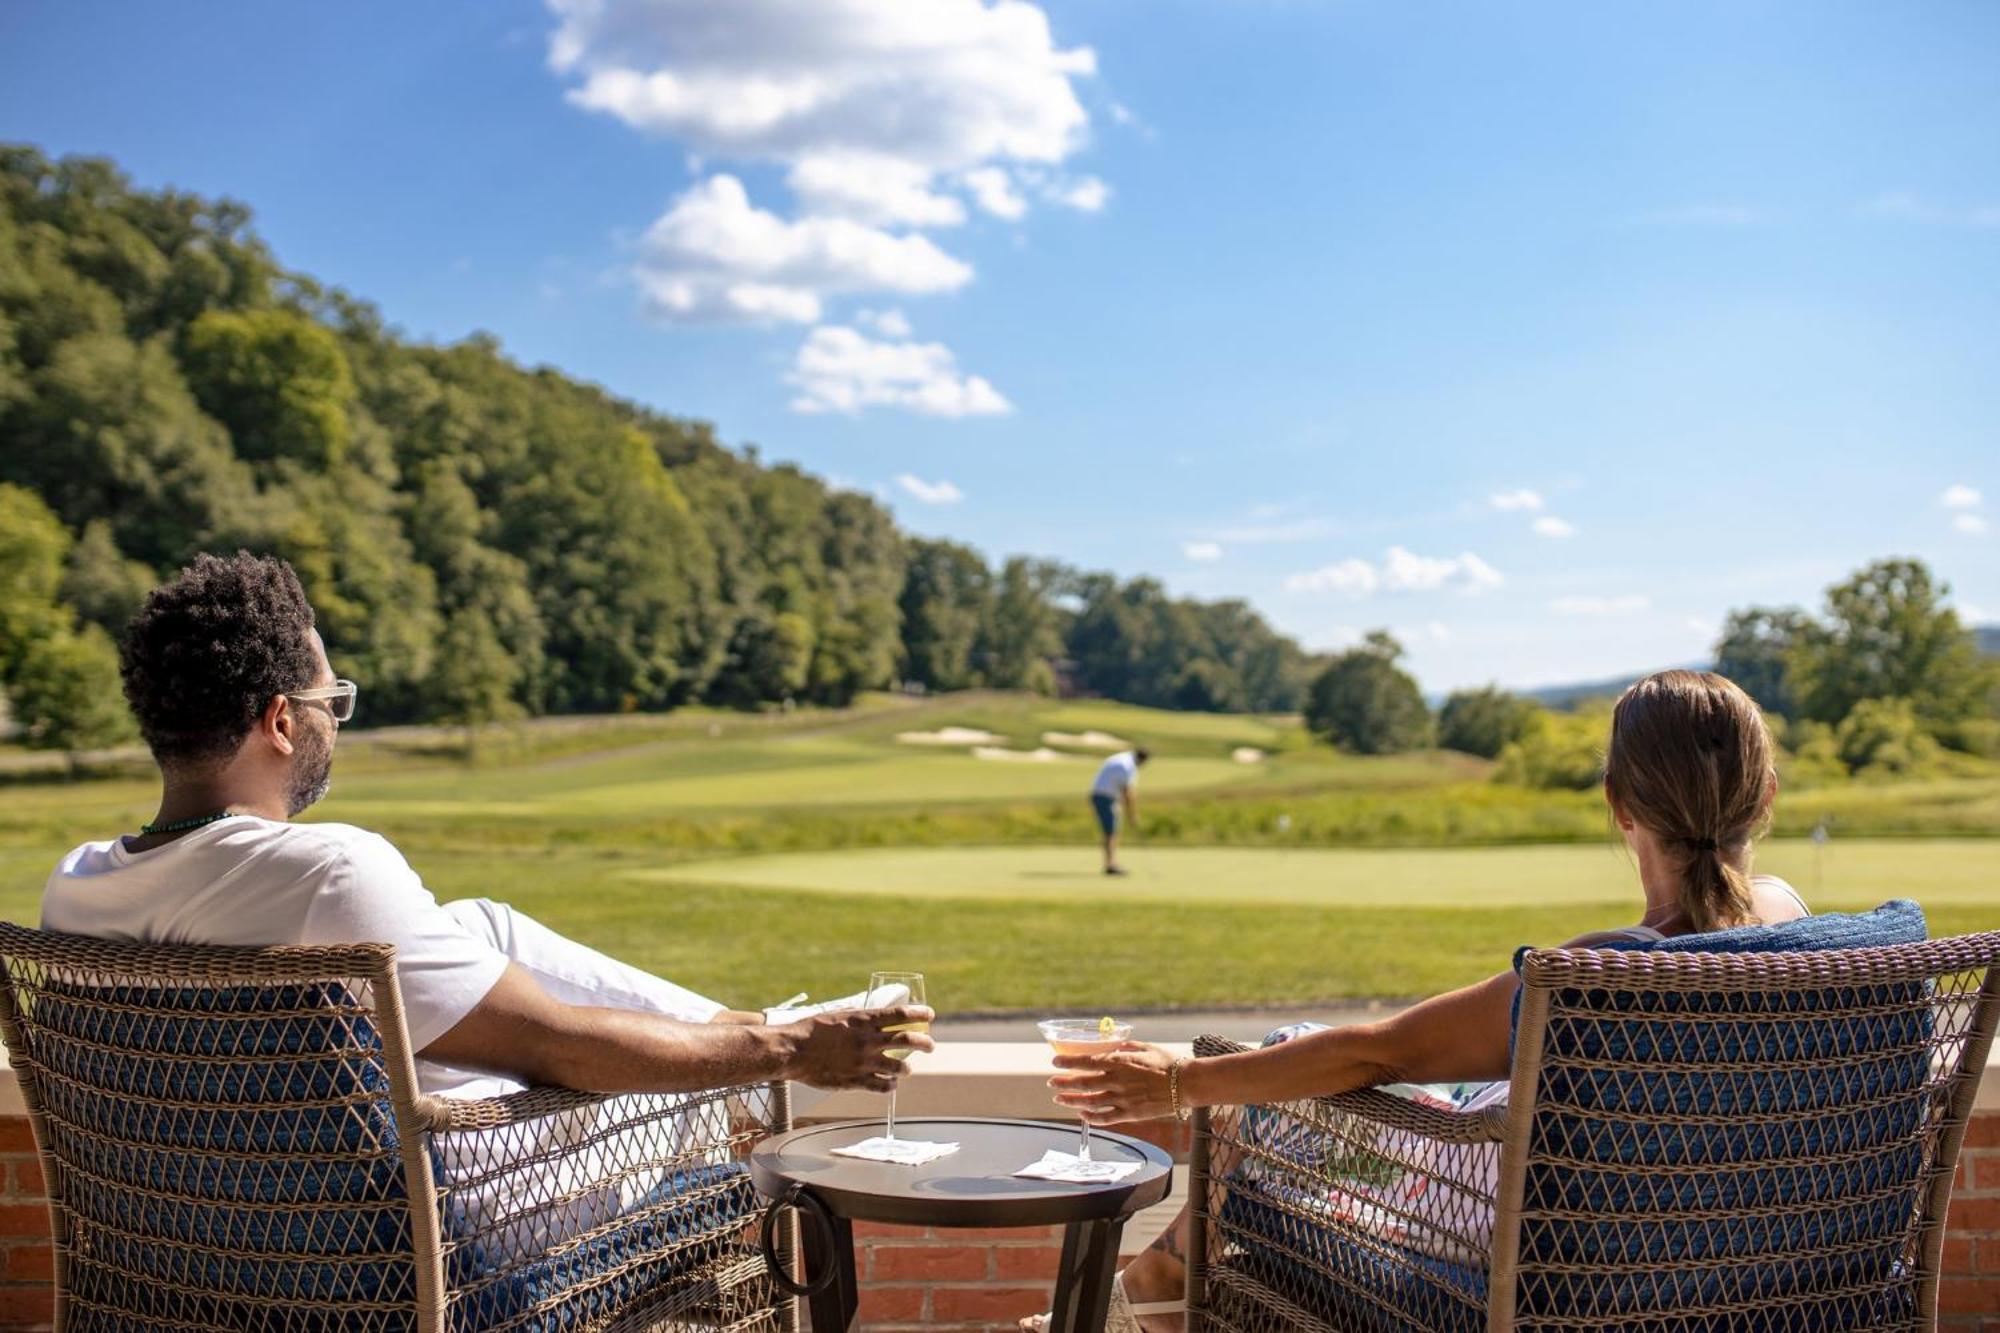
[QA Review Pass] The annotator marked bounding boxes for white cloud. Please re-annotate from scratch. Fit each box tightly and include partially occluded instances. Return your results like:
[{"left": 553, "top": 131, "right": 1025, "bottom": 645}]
[
  {"left": 1383, "top": 546, "right": 1503, "bottom": 594},
  {"left": 788, "top": 322, "right": 1012, "bottom": 417},
  {"left": 1863, "top": 192, "right": 2000, "bottom": 228},
  {"left": 1422, "top": 621, "right": 1451, "bottom": 643},
  {"left": 1685, "top": 615, "right": 1718, "bottom": 638},
  {"left": 634, "top": 175, "right": 973, "bottom": 324},
  {"left": 1956, "top": 513, "right": 1989, "bottom": 536},
  {"left": 787, "top": 152, "right": 967, "bottom": 226},
  {"left": 1183, "top": 541, "right": 1223, "bottom": 562},
  {"left": 1286, "top": 548, "right": 1501, "bottom": 597},
  {"left": 551, "top": 0, "right": 1108, "bottom": 358},
  {"left": 1941, "top": 484, "right": 1983, "bottom": 510},
  {"left": 1049, "top": 175, "right": 1110, "bottom": 212},
  {"left": 895, "top": 474, "right": 966, "bottom": 504},
  {"left": 1488, "top": 488, "right": 1544, "bottom": 512},
  {"left": 1550, "top": 594, "right": 1651, "bottom": 616},
  {"left": 856, "top": 307, "right": 914, "bottom": 338},
  {"left": 1532, "top": 516, "right": 1576, "bottom": 539},
  {"left": 1285, "top": 560, "right": 1379, "bottom": 597},
  {"left": 962, "top": 166, "right": 1028, "bottom": 220},
  {"left": 550, "top": 0, "right": 1095, "bottom": 177}
]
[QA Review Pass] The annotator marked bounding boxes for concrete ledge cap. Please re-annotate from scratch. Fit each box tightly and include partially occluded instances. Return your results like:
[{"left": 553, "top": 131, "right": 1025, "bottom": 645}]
[{"left": 4, "top": 1037, "right": 1998, "bottom": 1120}]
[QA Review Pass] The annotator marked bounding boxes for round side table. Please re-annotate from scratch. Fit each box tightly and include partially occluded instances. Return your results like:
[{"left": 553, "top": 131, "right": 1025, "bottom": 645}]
[{"left": 750, "top": 1117, "right": 1174, "bottom": 1332}]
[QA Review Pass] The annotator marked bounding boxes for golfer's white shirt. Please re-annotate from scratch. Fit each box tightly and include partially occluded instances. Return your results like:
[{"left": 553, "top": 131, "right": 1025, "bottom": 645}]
[{"left": 1092, "top": 751, "right": 1140, "bottom": 797}]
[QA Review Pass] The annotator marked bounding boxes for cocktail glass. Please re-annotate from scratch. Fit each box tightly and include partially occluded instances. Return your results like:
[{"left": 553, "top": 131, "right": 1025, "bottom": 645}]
[
  {"left": 1038, "top": 1018, "right": 1134, "bottom": 1161},
  {"left": 871, "top": 972, "right": 927, "bottom": 1142}
]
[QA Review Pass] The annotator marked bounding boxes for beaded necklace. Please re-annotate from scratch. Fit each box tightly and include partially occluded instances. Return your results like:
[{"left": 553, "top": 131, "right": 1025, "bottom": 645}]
[{"left": 139, "top": 811, "right": 236, "bottom": 836}]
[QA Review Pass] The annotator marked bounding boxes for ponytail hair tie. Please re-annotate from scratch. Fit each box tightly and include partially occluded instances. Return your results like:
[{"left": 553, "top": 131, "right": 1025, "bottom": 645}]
[{"left": 1687, "top": 836, "right": 1719, "bottom": 852}]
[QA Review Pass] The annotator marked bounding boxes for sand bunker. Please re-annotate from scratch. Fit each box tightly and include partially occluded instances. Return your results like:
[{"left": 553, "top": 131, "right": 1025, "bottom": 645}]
[
  {"left": 972, "top": 746, "right": 1072, "bottom": 763},
  {"left": 896, "top": 726, "right": 1007, "bottom": 746},
  {"left": 1232, "top": 747, "right": 1267, "bottom": 764},
  {"left": 1041, "top": 730, "right": 1131, "bottom": 751}
]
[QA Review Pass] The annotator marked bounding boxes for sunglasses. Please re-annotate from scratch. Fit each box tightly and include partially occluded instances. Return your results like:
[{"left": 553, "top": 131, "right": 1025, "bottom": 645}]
[{"left": 285, "top": 679, "right": 359, "bottom": 724}]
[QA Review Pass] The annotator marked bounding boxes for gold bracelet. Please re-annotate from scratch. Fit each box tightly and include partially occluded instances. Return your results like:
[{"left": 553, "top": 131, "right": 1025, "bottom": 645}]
[{"left": 1168, "top": 1057, "right": 1192, "bottom": 1123}]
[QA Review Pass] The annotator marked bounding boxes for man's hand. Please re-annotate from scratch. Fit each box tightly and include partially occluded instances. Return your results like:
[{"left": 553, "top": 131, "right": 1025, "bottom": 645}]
[
  {"left": 782, "top": 1004, "right": 936, "bottom": 1091},
  {"left": 1049, "top": 1040, "right": 1177, "bottom": 1124}
]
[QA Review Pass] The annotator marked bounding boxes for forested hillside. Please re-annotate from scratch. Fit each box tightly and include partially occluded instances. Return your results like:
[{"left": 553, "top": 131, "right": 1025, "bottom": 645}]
[{"left": 0, "top": 146, "right": 1311, "bottom": 746}]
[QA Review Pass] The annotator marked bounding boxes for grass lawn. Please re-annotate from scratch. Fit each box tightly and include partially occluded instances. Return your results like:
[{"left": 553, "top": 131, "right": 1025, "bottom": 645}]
[{"left": 643, "top": 839, "right": 2000, "bottom": 911}]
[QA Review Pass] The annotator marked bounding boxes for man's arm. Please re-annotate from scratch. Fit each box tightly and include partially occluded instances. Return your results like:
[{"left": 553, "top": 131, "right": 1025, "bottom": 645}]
[
  {"left": 1122, "top": 786, "right": 1138, "bottom": 827},
  {"left": 423, "top": 962, "right": 934, "bottom": 1095}
]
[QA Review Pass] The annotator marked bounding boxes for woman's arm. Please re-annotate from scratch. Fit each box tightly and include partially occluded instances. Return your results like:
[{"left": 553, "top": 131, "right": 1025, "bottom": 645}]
[{"left": 1050, "top": 969, "right": 1519, "bottom": 1124}]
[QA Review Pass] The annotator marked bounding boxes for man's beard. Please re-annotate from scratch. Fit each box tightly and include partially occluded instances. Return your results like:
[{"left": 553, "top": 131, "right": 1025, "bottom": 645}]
[{"left": 286, "top": 717, "right": 335, "bottom": 816}]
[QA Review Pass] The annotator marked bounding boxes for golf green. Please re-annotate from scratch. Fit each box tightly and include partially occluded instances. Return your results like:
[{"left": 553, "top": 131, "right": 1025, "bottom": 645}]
[{"left": 644, "top": 838, "right": 2000, "bottom": 912}]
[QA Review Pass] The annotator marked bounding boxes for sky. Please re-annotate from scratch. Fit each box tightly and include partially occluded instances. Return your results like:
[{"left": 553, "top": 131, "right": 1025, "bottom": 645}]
[{"left": 3, "top": 0, "right": 1995, "bottom": 692}]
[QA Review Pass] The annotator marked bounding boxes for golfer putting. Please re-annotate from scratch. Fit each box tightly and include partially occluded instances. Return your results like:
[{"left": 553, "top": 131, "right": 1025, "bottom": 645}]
[{"left": 1089, "top": 747, "right": 1149, "bottom": 875}]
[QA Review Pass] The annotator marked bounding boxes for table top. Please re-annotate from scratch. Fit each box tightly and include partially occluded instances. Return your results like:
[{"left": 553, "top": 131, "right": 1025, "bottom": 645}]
[{"left": 749, "top": 1118, "right": 1175, "bottom": 1229}]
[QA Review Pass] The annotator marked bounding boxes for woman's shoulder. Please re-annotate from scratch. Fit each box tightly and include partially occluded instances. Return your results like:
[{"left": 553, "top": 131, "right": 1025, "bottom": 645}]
[
  {"left": 1750, "top": 873, "right": 1812, "bottom": 920},
  {"left": 1560, "top": 925, "right": 1668, "bottom": 949}
]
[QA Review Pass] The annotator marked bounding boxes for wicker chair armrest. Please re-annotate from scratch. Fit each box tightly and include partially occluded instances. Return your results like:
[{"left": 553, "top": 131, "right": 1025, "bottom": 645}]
[
  {"left": 1191, "top": 1035, "right": 1507, "bottom": 1143},
  {"left": 415, "top": 1085, "right": 614, "bottom": 1134}
]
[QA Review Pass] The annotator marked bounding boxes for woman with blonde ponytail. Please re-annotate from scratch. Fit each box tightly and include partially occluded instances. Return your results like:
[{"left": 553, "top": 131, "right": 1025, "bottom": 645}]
[{"left": 1027, "top": 669, "right": 1812, "bottom": 1333}]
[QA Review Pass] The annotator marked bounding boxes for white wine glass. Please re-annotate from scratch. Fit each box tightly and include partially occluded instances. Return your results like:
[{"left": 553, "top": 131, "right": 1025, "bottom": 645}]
[
  {"left": 870, "top": 971, "right": 927, "bottom": 1142},
  {"left": 1038, "top": 1017, "right": 1132, "bottom": 1161}
]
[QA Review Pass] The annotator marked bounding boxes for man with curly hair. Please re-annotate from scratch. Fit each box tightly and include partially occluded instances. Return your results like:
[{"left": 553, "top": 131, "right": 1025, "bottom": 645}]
[{"left": 41, "top": 551, "right": 930, "bottom": 1102}]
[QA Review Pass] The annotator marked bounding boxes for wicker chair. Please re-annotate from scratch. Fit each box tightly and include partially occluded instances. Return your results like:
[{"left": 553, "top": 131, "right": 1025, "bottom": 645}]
[
  {"left": 0, "top": 924, "right": 797, "bottom": 1333},
  {"left": 1189, "top": 921, "right": 2000, "bottom": 1332}
]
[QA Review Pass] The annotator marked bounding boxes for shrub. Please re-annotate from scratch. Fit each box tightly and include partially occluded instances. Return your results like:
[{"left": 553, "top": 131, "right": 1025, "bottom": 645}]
[
  {"left": 1835, "top": 697, "right": 1943, "bottom": 778},
  {"left": 1493, "top": 709, "right": 1605, "bottom": 790}
]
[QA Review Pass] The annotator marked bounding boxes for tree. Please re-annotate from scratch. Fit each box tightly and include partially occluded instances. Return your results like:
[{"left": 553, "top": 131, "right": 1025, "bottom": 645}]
[
  {"left": 0, "top": 483, "right": 72, "bottom": 673},
  {"left": 1304, "top": 631, "right": 1432, "bottom": 754},
  {"left": 1714, "top": 607, "right": 1809, "bottom": 718},
  {"left": 899, "top": 538, "right": 992, "bottom": 691},
  {"left": 180, "top": 308, "right": 355, "bottom": 469},
  {"left": 7, "top": 623, "right": 134, "bottom": 758},
  {"left": 1788, "top": 559, "right": 1990, "bottom": 727},
  {"left": 430, "top": 608, "right": 523, "bottom": 755},
  {"left": 1438, "top": 685, "right": 1538, "bottom": 759},
  {"left": 980, "top": 557, "right": 1062, "bottom": 694},
  {"left": 60, "top": 519, "right": 155, "bottom": 641}
]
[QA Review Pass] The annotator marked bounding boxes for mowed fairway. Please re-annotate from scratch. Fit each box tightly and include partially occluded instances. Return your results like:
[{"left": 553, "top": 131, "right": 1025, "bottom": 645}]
[{"left": 643, "top": 840, "right": 2000, "bottom": 913}]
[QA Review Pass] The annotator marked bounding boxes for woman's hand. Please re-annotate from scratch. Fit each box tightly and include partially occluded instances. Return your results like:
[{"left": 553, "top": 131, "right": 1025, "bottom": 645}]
[{"left": 1049, "top": 1040, "right": 1180, "bottom": 1124}]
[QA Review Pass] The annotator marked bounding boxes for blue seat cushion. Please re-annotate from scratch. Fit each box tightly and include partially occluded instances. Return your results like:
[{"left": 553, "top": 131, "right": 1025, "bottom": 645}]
[
  {"left": 1218, "top": 1177, "right": 1912, "bottom": 1333},
  {"left": 446, "top": 1163, "right": 759, "bottom": 1333},
  {"left": 1218, "top": 1182, "right": 1486, "bottom": 1333}
]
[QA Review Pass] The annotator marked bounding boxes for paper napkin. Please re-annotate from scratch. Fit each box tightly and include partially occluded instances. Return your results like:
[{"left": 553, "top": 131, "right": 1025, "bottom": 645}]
[
  {"left": 831, "top": 1136, "right": 960, "bottom": 1166},
  {"left": 1014, "top": 1149, "right": 1141, "bottom": 1183}
]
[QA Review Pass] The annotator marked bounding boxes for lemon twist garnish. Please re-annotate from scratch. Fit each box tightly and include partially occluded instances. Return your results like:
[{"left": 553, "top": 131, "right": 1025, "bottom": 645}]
[{"left": 1099, "top": 1015, "right": 1117, "bottom": 1037}]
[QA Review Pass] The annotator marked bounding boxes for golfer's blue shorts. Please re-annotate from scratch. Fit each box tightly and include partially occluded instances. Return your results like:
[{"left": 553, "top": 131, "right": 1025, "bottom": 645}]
[{"left": 1090, "top": 793, "right": 1119, "bottom": 835}]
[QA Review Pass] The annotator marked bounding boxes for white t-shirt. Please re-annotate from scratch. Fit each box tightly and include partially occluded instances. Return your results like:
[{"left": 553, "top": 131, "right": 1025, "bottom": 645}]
[
  {"left": 41, "top": 816, "right": 509, "bottom": 1089},
  {"left": 1092, "top": 751, "right": 1140, "bottom": 797}
]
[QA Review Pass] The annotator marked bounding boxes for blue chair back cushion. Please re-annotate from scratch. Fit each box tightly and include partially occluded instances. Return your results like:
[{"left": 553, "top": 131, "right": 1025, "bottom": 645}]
[{"left": 28, "top": 980, "right": 755, "bottom": 1331}]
